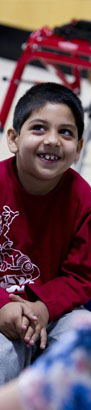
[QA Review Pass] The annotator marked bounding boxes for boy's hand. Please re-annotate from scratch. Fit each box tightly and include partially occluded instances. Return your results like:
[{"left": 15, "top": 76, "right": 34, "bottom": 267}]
[
  {"left": 0, "top": 302, "right": 37, "bottom": 340},
  {"left": 9, "top": 294, "right": 49, "bottom": 349}
]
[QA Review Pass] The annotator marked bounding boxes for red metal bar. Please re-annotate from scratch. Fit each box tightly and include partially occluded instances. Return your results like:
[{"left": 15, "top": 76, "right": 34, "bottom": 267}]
[
  {"left": 0, "top": 26, "right": 91, "bottom": 131},
  {"left": 0, "top": 51, "right": 34, "bottom": 130}
]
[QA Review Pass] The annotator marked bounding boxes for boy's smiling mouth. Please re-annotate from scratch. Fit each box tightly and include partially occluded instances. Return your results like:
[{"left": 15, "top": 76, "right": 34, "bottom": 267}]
[{"left": 37, "top": 152, "right": 61, "bottom": 162}]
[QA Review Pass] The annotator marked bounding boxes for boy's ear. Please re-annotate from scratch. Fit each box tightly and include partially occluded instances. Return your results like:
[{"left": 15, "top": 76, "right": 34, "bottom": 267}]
[
  {"left": 7, "top": 128, "right": 19, "bottom": 154},
  {"left": 74, "top": 137, "right": 83, "bottom": 163}
]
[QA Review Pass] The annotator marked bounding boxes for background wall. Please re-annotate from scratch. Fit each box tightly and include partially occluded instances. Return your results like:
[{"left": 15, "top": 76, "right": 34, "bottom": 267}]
[{"left": 1, "top": 0, "right": 91, "bottom": 30}]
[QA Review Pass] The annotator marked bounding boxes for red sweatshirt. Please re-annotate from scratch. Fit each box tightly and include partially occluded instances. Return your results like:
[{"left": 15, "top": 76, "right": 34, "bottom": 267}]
[{"left": 0, "top": 157, "right": 91, "bottom": 321}]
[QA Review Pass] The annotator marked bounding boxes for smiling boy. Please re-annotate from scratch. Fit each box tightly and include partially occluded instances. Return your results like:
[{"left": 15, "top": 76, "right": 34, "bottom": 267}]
[
  {"left": 0, "top": 82, "right": 91, "bottom": 384},
  {"left": 9, "top": 102, "right": 81, "bottom": 193}
]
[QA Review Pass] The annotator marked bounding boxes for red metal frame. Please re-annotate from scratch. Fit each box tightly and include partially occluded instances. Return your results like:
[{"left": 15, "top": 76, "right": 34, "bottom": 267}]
[{"left": 0, "top": 26, "right": 91, "bottom": 131}]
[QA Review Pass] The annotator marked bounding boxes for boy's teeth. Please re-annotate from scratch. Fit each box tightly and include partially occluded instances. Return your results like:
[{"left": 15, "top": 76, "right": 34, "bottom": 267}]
[
  {"left": 39, "top": 154, "right": 59, "bottom": 160},
  {"left": 46, "top": 155, "right": 50, "bottom": 160}
]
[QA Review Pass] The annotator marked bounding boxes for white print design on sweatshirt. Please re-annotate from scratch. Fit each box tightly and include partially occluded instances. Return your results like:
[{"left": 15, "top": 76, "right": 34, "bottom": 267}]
[{"left": 0, "top": 205, "right": 40, "bottom": 292}]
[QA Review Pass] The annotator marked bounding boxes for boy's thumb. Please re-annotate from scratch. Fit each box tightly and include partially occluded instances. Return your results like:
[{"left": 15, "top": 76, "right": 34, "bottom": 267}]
[{"left": 9, "top": 294, "right": 24, "bottom": 303}]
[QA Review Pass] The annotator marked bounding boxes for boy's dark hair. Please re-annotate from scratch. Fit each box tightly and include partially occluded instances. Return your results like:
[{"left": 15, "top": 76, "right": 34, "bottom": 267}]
[{"left": 13, "top": 82, "right": 84, "bottom": 140}]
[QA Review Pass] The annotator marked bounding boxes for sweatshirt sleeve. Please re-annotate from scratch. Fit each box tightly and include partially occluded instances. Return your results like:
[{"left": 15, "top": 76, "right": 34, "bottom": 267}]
[
  {"left": 26, "top": 211, "right": 91, "bottom": 322},
  {"left": 0, "top": 287, "right": 11, "bottom": 308}
]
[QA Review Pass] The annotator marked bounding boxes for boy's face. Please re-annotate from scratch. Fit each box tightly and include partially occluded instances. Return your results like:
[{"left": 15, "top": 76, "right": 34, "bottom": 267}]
[{"left": 7, "top": 103, "right": 83, "bottom": 194}]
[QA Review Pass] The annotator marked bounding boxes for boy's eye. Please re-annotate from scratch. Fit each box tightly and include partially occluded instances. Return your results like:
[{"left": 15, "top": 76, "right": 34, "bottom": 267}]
[
  {"left": 59, "top": 129, "right": 73, "bottom": 139},
  {"left": 31, "top": 124, "right": 45, "bottom": 132}
]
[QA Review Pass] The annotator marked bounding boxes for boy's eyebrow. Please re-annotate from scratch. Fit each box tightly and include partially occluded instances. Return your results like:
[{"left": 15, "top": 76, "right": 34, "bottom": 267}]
[
  {"left": 29, "top": 119, "right": 47, "bottom": 125},
  {"left": 58, "top": 123, "right": 77, "bottom": 131},
  {"left": 29, "top": 119, "right": 77, "bottom": 130}
]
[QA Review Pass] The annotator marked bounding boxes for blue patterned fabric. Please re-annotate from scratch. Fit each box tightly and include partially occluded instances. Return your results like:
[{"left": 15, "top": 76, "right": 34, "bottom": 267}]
[{"left": 19, "top": 324, "right": 91, "bottom": 410}]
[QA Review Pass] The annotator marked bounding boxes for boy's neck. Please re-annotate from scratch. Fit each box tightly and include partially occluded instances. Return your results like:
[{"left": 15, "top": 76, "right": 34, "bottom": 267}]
[{"left": 16, "top": 164, "right": 62, "bottom": 196}]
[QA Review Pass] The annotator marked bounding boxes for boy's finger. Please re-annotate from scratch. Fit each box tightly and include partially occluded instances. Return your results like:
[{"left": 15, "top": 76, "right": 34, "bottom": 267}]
[
  {"left": 9, "top": 294, "right": 24, "bottom": 302},
  {"left": 40, "top": 327, "right": 47, "bottom": 349},
  {"left": 9, "top": 295, "right": 38, "bottom": 321},
  {"left": 24, "top": 325, "right": 35, "bottom": 344},
  {"left": 22, "top": 305, "right": 37, "bottom": 321},
  {"left": 22, "top": 316, "right": 29, "bottom": 331},
  {"left": 14, "top": 316, "right": 24, "bottom": 336},
  {"left": 29, "top": 324, "right": 43, "bottom": 346},
  {"left": 25, "top": 323, "right": 40, "bottom": 345}
]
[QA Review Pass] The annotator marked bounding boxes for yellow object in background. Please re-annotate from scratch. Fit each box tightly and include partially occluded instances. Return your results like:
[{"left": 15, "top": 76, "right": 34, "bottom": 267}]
[{"left": 0, "top": 0, "right": 91, "bottom": 30}]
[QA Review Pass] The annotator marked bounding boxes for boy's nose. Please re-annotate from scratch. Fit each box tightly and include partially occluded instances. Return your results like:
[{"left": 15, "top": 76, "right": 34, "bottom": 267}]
[{"left": 44, "top": 132, "right": 60, "bottom": 147}]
